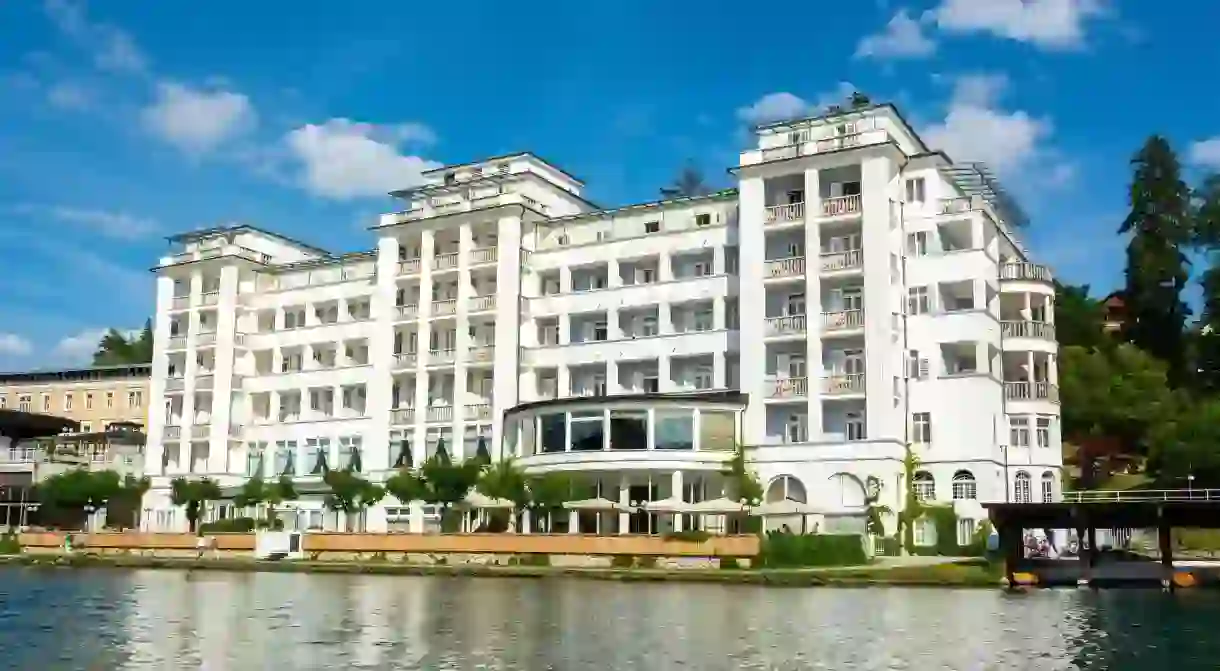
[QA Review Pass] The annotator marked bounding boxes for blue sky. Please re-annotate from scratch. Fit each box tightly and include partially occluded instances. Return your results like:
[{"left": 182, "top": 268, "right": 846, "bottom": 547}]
[{"left": 1, "top": 0, "right": 1219, "bottom": 370}]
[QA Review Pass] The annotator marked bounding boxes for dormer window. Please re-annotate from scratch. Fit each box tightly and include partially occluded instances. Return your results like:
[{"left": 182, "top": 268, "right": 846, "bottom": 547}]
[{"left": 444, "top": 172, "right": 456, "bottom": 185}]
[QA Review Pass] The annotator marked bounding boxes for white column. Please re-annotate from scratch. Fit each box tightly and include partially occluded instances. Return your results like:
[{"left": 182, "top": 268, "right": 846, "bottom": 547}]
[
  {"left": 737, "top": 175, "right": 767, "bottom": 444},
  {"left": 208, "top": 264, "right": 240, "bottom": 474},
  {"left": 618, "top": 473, "right": 630, "bottom": 535},
  {"left": 804, "top": 168, "right": 824, "bottom": 437},
  {"left": 670, "top": 470, "right": 684, "bottom": 533},
  {"left": 492, "top": 215, "right": 524, "bottom": 458},
  {"left": 860, "top": 156, "right": 898, "bottom": 442},
  {"left": 368, "top": 235, "right": 399, "bottom": 474}
]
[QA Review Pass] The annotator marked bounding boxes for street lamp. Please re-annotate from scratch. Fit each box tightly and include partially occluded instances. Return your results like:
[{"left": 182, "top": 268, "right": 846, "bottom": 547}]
[{"left": 83, "top": 498, "right": 96, "bottom": 533}]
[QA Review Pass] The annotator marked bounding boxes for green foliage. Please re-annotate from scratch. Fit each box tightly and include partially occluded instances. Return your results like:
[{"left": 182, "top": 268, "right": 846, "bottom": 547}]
[
  {"left": 1054, "top": 282, "right": 1111, "bottom": 350},
  {"left": 897, "top": 449, "right": 924, "bottom": 554},
  {"left": 756, "top": 532, "right": 868, "bottom": 568},
  {"left": 477, "top": 459, "right": 529, "bottom": 509},
  {"left": 384, "top": 469, "right": 427, "bottom": 505},
  {"left": 721, "top": 443, "right": 763, "bottom": 505},
  {"left": 610, "top": 554, "right": 636, "bottom": 568},
  {"left": 322, "top": 471, "right": 385, "bottom": 514},
  {"left": 233, "top": 477, "right": 267, "bottom": 510},
  {"left": 1059, "top": 344, "right": 1176, "bottom": 455},
  {"left": 419, "top": 455, "right": 481, "bottom": 511},
  {"left": 863, "top": 475, "right": 890, "bottom": 537},
  {"left": 0, "top": 533, "right": 21, "bottom": 555},
  {"left": 527, "top": 472, "right": 575, "bottom": 531},
  {"left": 92, "top": 319, "right": 154, "bottom": 366},
  {"left": 267, "top": 475, "right": 298, "bottom": 506},
  {"left": 511, "top": 554, "right": 551, "bottom": 567},
  {"left": 1150, "top": 399, "right": 1220, "bottom": 483},
  {"left": 663, "top": 530, "right": 711, "bottom": 542},
  {"left": 659, "top": 161, "right": 711, "bottom": 199},
  {"left": 199, "top": 517, "right": 256, "bottom": 533},
  {"left": 169, "top": 477, "right": 222, "bottom": 533}
]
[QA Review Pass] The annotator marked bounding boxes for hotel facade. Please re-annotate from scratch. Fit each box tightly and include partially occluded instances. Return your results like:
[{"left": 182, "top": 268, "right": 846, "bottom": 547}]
[{"left": 141, "top": 103, "right": 1061, "bottom": 539}]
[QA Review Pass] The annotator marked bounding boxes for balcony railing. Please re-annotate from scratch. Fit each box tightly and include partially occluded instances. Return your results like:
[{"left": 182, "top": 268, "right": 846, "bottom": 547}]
[
  {"left": 765, "top": 314, "right": 807, "bottom": 337},
  {"left": 469, "top": 345, "right": 495, "bottom": 363},
  {"left": 165, "top": 377, "right": 185, "bottom": 392},
  {"left": 767, "top": 377, "right": 808, "bottom": 399},
  {"left": 765, "top": 257, "right": 805, "bottom": 279},
  {"left": 820, "top": 249, "right": 863, "bottom": 272},
  {"left": 432, "top": 299, "right": 457, "bottom": 316},
  {"left": 468, "top": 295, "right": 496, "bottom": 312},
  {"left": 764, "top": 202, "right": 804, "bottom": 224},
  {"left": 821, "top": 194, "right": 861, "bottom": 217},
  {"left": 824, "top": 374, "right": 865, "bottom": 395},
  {"left": 192, "top": 424, "right": 211, "bottom": 439},
  {"left": 196, "top": 331, "right": 216, "bottom": 346},
  {"left": 396, "top": 304, "right": 418, "bottom": 320},
  {"left": 399, "top": 258, "right": 421, "bottom": 275},
  {"left": 1004, "top": 381, "right": 1060, "bottom": 403},
  {"left": 164, "top": 426, "right": 182, "bottom": 440},
  {"left": 432, "top": 253, "right": 459, "bottom": 271},
  {"left": 1001, "top": 320, "right": 1056, "bottom": 341},
  {"left": 199, "top": 291, "right": 219, "bottom": 306},
  {"left": 391, "top": 408, "right": 415, "bottom": 424},
  {"left": 394, "top": 353, "right": 417, "bottom": 369},
  {"left": 167, "top": 336, "right": 186, "bottom": 351},
  {"left": 195, "top": 374, "right": 214, "bottom": 390},
  {"left": 1000, "top": 262, "right": 1053, "bottom": 283},
  {"left": 465, "top": 403, "right": 492, "bottom": 420},
  {"left": 170, "top": 296, "right": 189, "bottom": 310},
  {"left": 469, "top": 247, "right": 498, "bottom": 265},
  {"left": 425, "top": 406, "right": 453, "bottom": 423},
  {"left": 429, "top": 349, "right": 456, "bottom": 365},
  {"left": 168, "top": 244, "right": 270, "bottom": 266},
  {"left": 822, "top": 310, "right": 864, "bottom": 331}
]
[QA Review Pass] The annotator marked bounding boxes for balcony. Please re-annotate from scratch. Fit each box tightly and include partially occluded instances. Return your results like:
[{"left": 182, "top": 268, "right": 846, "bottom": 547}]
[
  {"left": 166, "top": 244, "right": 270, "bottom": 266},
  {"left": 820, "top": 249, "right": 863, "bottom": 273},
  {"left": 824, "top": 374, "right": 865, "bottom": 395},
  {"left": 428, "top": 349, "right": 456, "bottom": 366},
  {"left": 469, "top": 247, "right": 498, "bottom": 265},
  {"left": 385, "top": 193, "right": 549, "bottom": 225},
  {"left": 432, "top": 253, "right": 459, "bottom": 272},
  {"left": 170, "top": 296, "right": 189, "bottom": 311},
  {"left": 195, "top": 374, "right": 215, "bottom": 390},
  {"left": 196, "top": 331, "right": 216, "bottom": 347},
  {"left": 765, "top": 315, "right": 807, "bottom": 337},
  {"left": 1001, "top": 262, "right": 1053, "bottom": 283},
  {"left": 822, "top": 310, "right": 864, "bottom": 332},
  {"left": 821, "top": 195, "right": 861, "bottom": 218},
  {"left": 765, "top": 203, "right": 804, "bottom": 225},
  {"left": 469, "top": 345, "right": 495, "bottom": 363},
  {"left": 192, "top": 424, "right": 211, "bottom": 439},
  {"left": 164, "top": 425, "right": 182, "bottom": 440},
  {"left": 767, "top": 377, "right": 808, "bottom": 399},
  {"left": 1001, "top": 320, "right": 1056, "bottom": 341},
  {"left": 743, "top": 124, "right": 890, "bottom": 166},
  {"left": 1005, "top": 380, "right": 1059, "bottom": 403},
  {"left": 167, "top": 336, "right": 186, "bottom": 351},
  {"left": 391, "top": 408, "right": 416, "bottom": 424},
  {"left": 396, "top": 304, "right": 418, "bottom": 320},
  {"left": 432, "top": 299, "right": 457, "bottom": 316},
  {"left": 468, "top": 295, "right": 496, "bottom": 313},
  {"left": 765, "top": 257, "right": 805, "bottom": 280},
  {"left": 165, "top": 377, "right": 185, "bottom": 392},
  {"left": 394, "top": 353, "right": 417, "bottom": 369},
  {"left": 199, "top": 291, "right": 219, "bottom": 307},
  {"left": 425, "top": 405, "right": 453, "bottom": 423},
  {"left": 465, "top": 403, "right": 492, "bottom": 420},
  {"left": 399, "top": 258, "right": 421, "bottom": 275}
]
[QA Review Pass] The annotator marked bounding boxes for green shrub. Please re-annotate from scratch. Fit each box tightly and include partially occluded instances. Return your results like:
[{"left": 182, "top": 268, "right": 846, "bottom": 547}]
[
  {"left": 254, "top": 517, "right": 285, "bottom": 531},
  {"left": 199, "top": 517, "right": 256, "bottom": 533},
  {"left": 756, "top": 532, "right": 867, "bottom": 568},
  {"left": 512, "top": 554, "right": 550, "bottom": 567},
  {"left": 663, "top": 530, "right": 711, "bottom": 542},
  {"left": 0, "top": 533, "right": 20, "bottom": 556},
  {"left": 718, "top": 557, "right": 744, "bottom": 570},
  {"left": 610, "top": 554, "right": 636, "bottom": 568}
]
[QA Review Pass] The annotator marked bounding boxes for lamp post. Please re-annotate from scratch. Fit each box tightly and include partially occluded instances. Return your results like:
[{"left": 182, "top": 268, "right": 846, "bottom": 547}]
[{"left": 83, "top": 498, "right": 96, "bottom": 533}]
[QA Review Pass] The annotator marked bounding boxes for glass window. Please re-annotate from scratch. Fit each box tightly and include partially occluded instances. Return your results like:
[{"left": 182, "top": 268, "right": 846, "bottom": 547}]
[
  {"left": 699, "top": 410, "right": 736, "bottom": 451},
  {"left": 540, "top": 413, "right": 565, "bottom": 453},
  {"left": 654, "top": 410, "right": 694, "bottom": 450},
  {"left": 609, "top": 410, "right": 648, "bottom": 450},
  {"left": 505, "top": 418, "right": 519, "bottom": 456},
  {"left": 520, "top": 416, "right": 536, "bottom": 456},
  {"left": 913, "top": 471, "right": 935, "bottom": 501},
  {"left": 952, "top": 471, "right": 977, "bottom": 500},
  {"left": 570, "top": 411, "right": 605, "bottom": 451}
]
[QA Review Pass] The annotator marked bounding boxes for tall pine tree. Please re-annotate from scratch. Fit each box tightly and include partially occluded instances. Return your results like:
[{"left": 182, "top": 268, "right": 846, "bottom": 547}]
[
  {"left": 1118, "top": 136, "right": 1193, "bottom": 386},
  {"left": 1190, "top": 174, "right": 1220, "bottom": 392}
]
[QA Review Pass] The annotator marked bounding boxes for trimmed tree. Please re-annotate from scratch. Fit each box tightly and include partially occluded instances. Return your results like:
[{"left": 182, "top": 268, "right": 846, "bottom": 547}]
[
  {"left": 419, "top": 455, "right": 481, "bottom": 532},
  {"left": 169, "top": 477, "right": 222, "bottom": 533},
  {"left": 527, "top": 472, "right": 575, "bottom": 533},
  {"left": 322, "top": 470, "right": 385, "bottom": 532},
  {"left": 36, "top": 469, "right": 124, "bottom": 529},
  {"left": 476, "top": 458, "right": 529, "bottom": 531}
]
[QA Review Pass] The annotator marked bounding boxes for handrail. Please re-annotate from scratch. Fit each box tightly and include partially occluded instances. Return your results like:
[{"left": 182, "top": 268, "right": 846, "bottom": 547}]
[{"left": 1062, "top": 489, "right": 1220, "bottom": 503}]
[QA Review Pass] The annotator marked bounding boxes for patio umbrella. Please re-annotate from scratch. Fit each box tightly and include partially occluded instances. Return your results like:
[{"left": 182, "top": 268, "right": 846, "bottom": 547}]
[
  {"left": 392, "top": 440, "right": 412, "bottom": 468},
  {"left": 459, "top": 490, "right": 515, "bottom": 509},
  {"left": 688, "top": 497, "right": 748, "bottom": 514},
  {"left": 643, "top": 497, "right": 694, "bottom": 513},
  {"left": 563, "top": 497, "right": 627, "bottom": 511}
]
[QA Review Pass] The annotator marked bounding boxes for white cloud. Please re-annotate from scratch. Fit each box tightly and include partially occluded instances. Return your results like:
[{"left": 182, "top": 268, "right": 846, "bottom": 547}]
[
  {"left": 13, "top": 204, "right": 158, "bottom": 239},
  {"left": 1188, "top": 138, "right": 1220, "bottom": 171},
  {"left": 856, "top": 9, "right": 937, "bottom": 60},
  {"left": 53, "top": 328, "right": 106, "bottom": 363},
  {"left": 736, "top": 93, "right": 810, "bottom": 126},
  {"left": 43, "top": 0, "right": 148, "bottom": 74},
  {"left": 923, "top": 74, "right": 1052, "bottom": 175},
  {"left": 141, "top": 81, "right": 256, "bottom": 154},
  {"left": 931, "top": 0, "right": 1107, "bottom": 49},
  {"left": 0, "top": 334, "right": 33, "bottom": 357},
  {"left": 284, "top": 118, "right": 440, "bottom": 200},
  {"left": 813, "top": 81, "right": 861, "bottom": 112},
  {"left": 46, "top": 81, "right": 91, "bottom": 110}
]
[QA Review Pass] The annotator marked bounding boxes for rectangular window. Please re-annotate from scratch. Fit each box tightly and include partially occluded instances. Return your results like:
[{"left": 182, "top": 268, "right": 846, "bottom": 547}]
[
  {"left": 692, "top": 368, "right": 713, "bottom": 390},
  {"left": 0, "top": 396, "right": 5, "bottom": 409},
  {"left": 106, "top": 392, "right": 114, "bottom": 409},
  {"left": 907, "top": 286, "right": 929, "bottom": 315},
  {"left": 64, "top": 394, "right": 73, "bottom": 411},
  {"left": 906, "top": 231, "right": 929, "bottom": 257},
  {"left": 907, "top": 350, "right": 928, "bottom": 380},
  {"left": 1036, "top": 417, "right": 1051, "bottom": 448},
  {"left": 912, "top": 412, "right": 932, "bottom": 443},
  {"left": 655, "top": 410, "right": 694, "bottom": 450},
  {"left": 85, "top": 393, "right": 94, "bottom": 410},
  {"left": 642, "top": 375, "right": 659, "bottom": 393},
  {"left": 1010, "top": 417, "right": 1030, "bottom": 447},
  {"left": 42, "top": 395, "right": 50, "bottom": 412},
  {"left": 644, "top": 221, "right": 660, "bottom": 234},
  {"left": 592, "top": 321, "right": 608, "bottom": 341},
  {"left": 846, "top": 413, "right": 866, "bottom": 441},
  {"left": 18, "top": 395, "right": 31, "bottom": 412},
  {"left": 957, "top": 519, "right": 975, "bottom": 546},
  {"left": 695, "top": 213, "right": 712, "bottom": 227},
  {"left": 905, "top": 177, "right": 926, "bottom": 203}
]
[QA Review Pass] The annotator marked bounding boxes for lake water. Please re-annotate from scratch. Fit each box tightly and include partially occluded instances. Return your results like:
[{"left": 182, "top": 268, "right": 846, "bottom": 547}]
[{"left": 1, "top": 568, "right": 1219, "bottom": 670}]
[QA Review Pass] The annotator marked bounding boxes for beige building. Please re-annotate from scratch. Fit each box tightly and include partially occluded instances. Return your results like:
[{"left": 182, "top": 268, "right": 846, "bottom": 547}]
[{"left": 0, "top": 364, "right": 152, "bottom": 432}]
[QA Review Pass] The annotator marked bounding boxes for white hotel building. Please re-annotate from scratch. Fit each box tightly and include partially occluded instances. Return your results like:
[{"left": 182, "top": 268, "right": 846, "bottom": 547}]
[{"left": 142, "top": 103, "right": 1061, "bottom": 537}]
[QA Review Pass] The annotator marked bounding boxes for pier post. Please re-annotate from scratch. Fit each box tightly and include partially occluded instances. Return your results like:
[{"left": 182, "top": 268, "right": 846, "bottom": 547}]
[
  {"left": 1158, "top": 506, "right": 1174, "bottom": 591},
  {"left": 1085, "top": 525, "right": 1098, "bottom": 587},
  {"left": 1000, "top": 522, "right": 1021, "bottom": 588}
]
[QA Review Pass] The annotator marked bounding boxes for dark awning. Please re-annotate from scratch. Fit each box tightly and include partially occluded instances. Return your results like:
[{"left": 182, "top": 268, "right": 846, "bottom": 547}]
[{"left": 0, "top": 409, "right": 78, "bottom": 441}]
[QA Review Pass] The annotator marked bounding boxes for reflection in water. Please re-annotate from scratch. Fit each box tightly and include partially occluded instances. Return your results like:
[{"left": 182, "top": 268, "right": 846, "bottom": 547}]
[{"left": 2, "top": 568, "right": 1220, "bottom": 669}]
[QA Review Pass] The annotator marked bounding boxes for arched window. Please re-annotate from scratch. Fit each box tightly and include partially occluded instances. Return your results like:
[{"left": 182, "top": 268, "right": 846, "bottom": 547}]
[
  {"left": 828, "top": 473, "right": 867, "bottom": 507},
  {"left": 765, "top": 475, "right": 808, "bottom": 503},
  {"left": 1014, "top": 472, "right": 1032, "bottom": 503},
  {"left": 1041, "top": 471, "right": 1055, "bottom": 502},
  {"left": 913, "top": 471, "right": 935, "bottom": 501},
  {"left": 951, "top": 470, "right": 977, "bottom": 500}
]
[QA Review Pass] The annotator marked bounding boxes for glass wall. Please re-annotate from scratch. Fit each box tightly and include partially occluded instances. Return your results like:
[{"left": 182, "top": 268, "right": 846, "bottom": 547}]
[
  {"left": 654, "top": 410, "right": 694, "bottom": 450},
  {"left": 570, "top": 410, "right": 604, "bottom": 451},
  {"left": 609, "top": 410, "right": 648, "bottom": 450},
  {"left": 514, "top": 405, "right": 740, "bottom": 455},
  {"left": 540, "top": 413, "right": 565, "bottom": 453},
  {"left": 700, "top": 411, "right": 736, "bottom": 451}
]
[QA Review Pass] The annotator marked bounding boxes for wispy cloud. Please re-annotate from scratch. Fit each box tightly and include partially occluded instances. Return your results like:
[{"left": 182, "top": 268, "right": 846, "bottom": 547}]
[
  {"left": 43, "top": 0, "right": 148, "bottom": 75},
  {"left": 930, "top": 0, "right": 1109, "bottom": 50},
  {"left": 1188, "top": 137, "right": 1220, "bottom": 171},
  {"left": 856, "top": 9, "right": 937, "bottom": 60},
  {"left": 0, "top": 334, "right": 33, "bottom": 357},
  {"left": 11, "top": 204, "right": 159, "bottom": 240}
]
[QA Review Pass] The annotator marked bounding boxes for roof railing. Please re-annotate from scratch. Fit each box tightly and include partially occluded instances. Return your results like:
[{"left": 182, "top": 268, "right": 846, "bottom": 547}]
[{"left": 1062, "top": 489, "right": 1220, "bottom": 503}]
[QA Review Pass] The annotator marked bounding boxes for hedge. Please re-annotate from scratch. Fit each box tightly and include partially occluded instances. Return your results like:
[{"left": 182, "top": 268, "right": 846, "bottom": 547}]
[
  {"left": 0, "top": 533, "right": 20, "bottom": 556},
  {"left": 198, "top": 517, "right": 285, "bottom": 534},
  {"left": 756, "top": 532, "right": 867, "bottom": 568}
]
